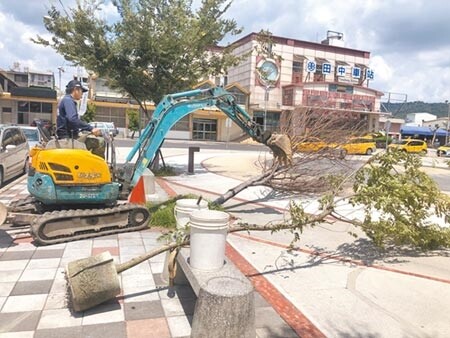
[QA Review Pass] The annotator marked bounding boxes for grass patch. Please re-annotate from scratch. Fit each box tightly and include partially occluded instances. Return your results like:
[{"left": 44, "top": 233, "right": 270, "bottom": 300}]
[
  {"left": 147, "top": 194, "right": 227, "bottom": 228},
  {"left": 152, "top": 165, "right": 178, "bottom": 176}
]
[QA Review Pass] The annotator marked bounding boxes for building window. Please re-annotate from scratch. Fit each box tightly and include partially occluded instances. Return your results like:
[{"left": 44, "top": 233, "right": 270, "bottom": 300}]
[
  {"left": 292, "top": 61, "right": 303, "bottom": 83},
  {"left": 14, "top": 74, "right": 28, "bottom": 83},
  {"left": 227, "top": 87, "right": 247, "bottom": 106},
  {"left": 172, "top": 116, "right": 189, "bottom": 131},
  {"left": 2, "top": 107, "right": 12, "bottom": 113},
  {"left": 193, "top": 118, "right": 217, "bottom": 140},
  {"left": 329, "top": 84, "right": 353, "bottom": 94},
  {"left": 253, "top": 111, "right": 280, "bottom": 132},
  {"left": 282, "top": 88, "right": 294, "bottom": 106}
]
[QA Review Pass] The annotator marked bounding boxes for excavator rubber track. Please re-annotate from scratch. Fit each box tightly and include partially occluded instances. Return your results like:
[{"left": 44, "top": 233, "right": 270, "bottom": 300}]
[{"left": 30, "top": 204, "right": 150, "bottom": 245}]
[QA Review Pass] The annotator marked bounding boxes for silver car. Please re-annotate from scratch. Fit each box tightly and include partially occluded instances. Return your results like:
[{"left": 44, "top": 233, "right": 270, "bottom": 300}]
[{"left": 0, "top": 125, "right": 29, "bottom": 186}]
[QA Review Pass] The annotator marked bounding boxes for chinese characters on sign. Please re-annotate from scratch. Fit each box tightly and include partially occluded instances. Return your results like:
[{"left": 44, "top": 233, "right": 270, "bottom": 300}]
[
  {"left": 306, "top": 60, "right": 316, "bottom": 73},
  {"left": 305, "top": 60, "right": 374, "bottom": 80},
  {"left": 322, "top": 63, "right": 332, "bottom": 74}
]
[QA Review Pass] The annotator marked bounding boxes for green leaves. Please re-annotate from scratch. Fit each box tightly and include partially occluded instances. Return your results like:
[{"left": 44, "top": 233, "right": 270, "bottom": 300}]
[
  {"left": 351, "top": 151, "right": 450, "bottom": 249},
  {"left": 36, "top": 0, "right": 244, "bottom": 108}
]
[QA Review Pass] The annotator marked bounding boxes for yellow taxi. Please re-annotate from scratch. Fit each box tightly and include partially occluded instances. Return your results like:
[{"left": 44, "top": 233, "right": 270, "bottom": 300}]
[
  {"left": 388, "top": 139, "right": 427, "bottom": 154},
  {"left": 342, "top": 137, "right": 377, "bottom": 155},
  {"left": 294, "top": 137, "right": 338, "bottom": 153},
  {"left": 437, "top": 143, "right": 450, "bottom": 157}
]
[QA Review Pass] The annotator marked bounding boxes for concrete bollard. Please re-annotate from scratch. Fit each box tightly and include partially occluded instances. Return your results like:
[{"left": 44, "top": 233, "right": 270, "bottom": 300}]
[{"left": 191, "top": 276, "right": 255, "bottom": 338}]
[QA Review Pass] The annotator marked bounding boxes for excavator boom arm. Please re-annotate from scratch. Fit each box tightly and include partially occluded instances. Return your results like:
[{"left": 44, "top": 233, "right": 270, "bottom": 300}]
[{"left": 124, "top": 87, "right": 286, "bottom": 187}]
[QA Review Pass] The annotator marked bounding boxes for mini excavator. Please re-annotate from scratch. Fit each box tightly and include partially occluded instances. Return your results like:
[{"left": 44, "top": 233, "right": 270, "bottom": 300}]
[{"left": 0, "top": 86, "right": 291, "bottom": 245}]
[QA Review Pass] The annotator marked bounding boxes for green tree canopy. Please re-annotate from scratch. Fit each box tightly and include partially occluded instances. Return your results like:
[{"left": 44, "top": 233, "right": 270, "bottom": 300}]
[{"left": 34, "top": 0, "right": 244, "bottom": 113}]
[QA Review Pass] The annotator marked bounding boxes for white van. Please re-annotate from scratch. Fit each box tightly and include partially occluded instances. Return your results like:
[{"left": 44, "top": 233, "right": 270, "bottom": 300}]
[{"left": 0, "top": 125, "right": 29, "bottom": 186}]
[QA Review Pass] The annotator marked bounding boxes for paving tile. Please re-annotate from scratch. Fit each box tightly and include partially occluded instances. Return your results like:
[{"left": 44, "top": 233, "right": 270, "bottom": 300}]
[
  {"left": 32, "top": 249, "right": 64, "bottom": 259},
  {"left": 255, "top": 307, "right": 288, "bottom": 329},
  {"left": 119, "top": 245, "right": 146, "bottom": 255},
  {"left": 122, "top": 286, "right": 161, "bottom": 303},
  {"left": 149, "top": 252, "right": 166, "bottom": 263},
  {"left": 256, "top": 326, "right": 299, "bottom": 338},
  {"left": 158, "top": 285, "right": 196, "bottom": 300},
  {"left": 0, "top": 331, "right": 35, "bottom": 338},
  {"left": 34, "top": 326, "right": 82, "bottom": 338},
  {"left": 123, "top": 300, "right": 164, "bottom": 321},
  {"left": 82, "top": 321, "right": 127, "bottom": 338},
  {"left": 118, "top": 238, "right": 143, "bottom": 247},
  {"left": 91, "top": 247, "right": 119, "bottom": 256},
  {"left": 150, "top": 262, "right": 164, "bottom": 274},
  {"left": 118, "top": 232, "right": 142, "bottom": 239},
  {"left": 82, "top": 301, "right": 124, "bottom": 325},
  {"left": 37, "top": 308, "right": 82, "bottom": 329},
  {"left": 161, "top": 297, "right": 195, "bottom": 317},
  {"left": 0, "top": 297, "right": 5, "bottom": 310},
  {"left": 126, "top": 318, "right": 171, "bottom": 338},
  {"left": 1, "top": 294, "right": 48, "bottom": 312},
  {"left": 0, "top": 311, "right": 41, "bottom": 333},
  {"left": 166, "top": 315, "right": 193, "bottom": 338},
  {"left": 121, "top": 273, "right": 155, "bottom": 289},
  {"left": 0, "top": 283, "right": 15, "bottom": 297},
  {"left": 0, "top": 271, "right": 22, "bottom": 283},
  {"left": 19, "top": 268, "right": 57, "bottom": 281},
  {"left": 5, "top": 244, "right": 36, "bottom": 252},
  {"left": 254, "top": 291, "right": 270, "bottom": 307},
  {"left": 10, "top": 280, "right": 53, "bottom": 296},
  {"left": 0, "top": 260, "right": 28, "bottom": 271},
  {"left": 92, "top": 239, "right": 118, "bottom": 248},
  {"left": 0, "top": 251, "right": 34, "bottom": 261},
  {"left": 44, "top": 292, "right": 67, "bottom": 310},
  {"left": 49, "top": 275, "right": 68, "bottom": 294},
  {"left": 13, "top": 236, "right": 33, "bottom": 244},
  {"left": 34, "top": 243, "right": 66, "bottom": 251},
  {"left": 26, "top": 258, "right": 60, "bottom": 269},
  {"left": 120, "top": 261, "right": 152, "bottom": 276},
  {"left": 65, "top": 240, "right": 92, "bottom": 250},
  {"left": 62, "top": 248, "right": 92, "bottom": 259}
]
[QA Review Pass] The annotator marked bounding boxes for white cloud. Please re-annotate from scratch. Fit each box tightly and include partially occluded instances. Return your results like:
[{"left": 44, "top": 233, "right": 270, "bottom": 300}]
[{"left": 1, "top": 0, "right": 450, "bottom": 101}]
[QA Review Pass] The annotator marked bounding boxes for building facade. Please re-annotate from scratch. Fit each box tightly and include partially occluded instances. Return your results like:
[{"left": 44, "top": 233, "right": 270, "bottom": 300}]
[{"left": 0, "top": 68, "right": 57, "bottom": 125}]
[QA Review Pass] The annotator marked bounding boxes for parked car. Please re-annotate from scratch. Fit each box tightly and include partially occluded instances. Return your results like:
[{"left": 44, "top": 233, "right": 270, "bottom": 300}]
[
  {"left": 0, "top": 125, "right": 29, "bottom": 186},
  {"left": 437, "top": 143, "right": 450, "bottom": 157},
  {"left": 89, "top": 122, "right": 119, "bottom": 136},
  {"left": 342, "top": 137, "right": 377, "bottom": 155},
  {"left": 388, "top": 139, "right": 427, "bottom": 154},
  {"left": 294, "top": 137, "right": 338, "bottom": 153},
  {"left": 30, "top": 119, "right": 53, "bottom": 136},
  {"left": 20, "top": 126, "right": 44, "bottom": 148}
]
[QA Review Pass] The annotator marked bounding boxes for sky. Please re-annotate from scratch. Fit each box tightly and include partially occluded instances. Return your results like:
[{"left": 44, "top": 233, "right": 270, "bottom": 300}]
[{"left": 0, "top": 0, "right": 449, "bottom": 103}]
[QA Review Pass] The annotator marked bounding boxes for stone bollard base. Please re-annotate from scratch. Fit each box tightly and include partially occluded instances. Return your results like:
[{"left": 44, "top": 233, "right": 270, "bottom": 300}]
[{"left": 191, "top": 276, "right": 255, "bottom": 338}]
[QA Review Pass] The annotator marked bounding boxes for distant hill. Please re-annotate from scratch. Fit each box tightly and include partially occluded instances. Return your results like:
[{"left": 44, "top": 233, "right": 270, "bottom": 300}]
[{"left": 381, "top": 101, "right": 449, "bottom": 119}]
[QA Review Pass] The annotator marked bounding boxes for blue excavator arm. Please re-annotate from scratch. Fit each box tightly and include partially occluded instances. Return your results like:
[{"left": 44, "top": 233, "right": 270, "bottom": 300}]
[{"left": 123, "top": 86, "right": 284, "bottom": 187}]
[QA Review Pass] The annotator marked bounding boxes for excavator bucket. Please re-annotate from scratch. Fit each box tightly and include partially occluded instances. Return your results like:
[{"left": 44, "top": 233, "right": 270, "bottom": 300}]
[
  {"left": 266, "top": 133, "right": 293, "bottom": 166},
  {"left": 0, "top": 202, "right": 7, "bottom": 226}
]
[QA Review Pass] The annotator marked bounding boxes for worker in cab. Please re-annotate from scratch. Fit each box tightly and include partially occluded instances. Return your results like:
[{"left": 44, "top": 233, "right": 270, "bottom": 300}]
[{"left": 56, "top": 80, "right": 104, "bottom": 157}]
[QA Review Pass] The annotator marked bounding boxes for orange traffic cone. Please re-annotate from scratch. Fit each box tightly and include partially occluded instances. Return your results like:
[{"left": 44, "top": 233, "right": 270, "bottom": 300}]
[{"left": 128, "top": 176, "right": 146, "bottom": 205}]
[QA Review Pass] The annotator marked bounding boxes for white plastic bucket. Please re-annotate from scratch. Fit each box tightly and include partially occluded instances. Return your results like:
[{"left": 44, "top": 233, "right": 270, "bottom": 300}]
[
  {"left": 174, "top": 199, "right": 208, "bottom": 229},
  {"left": 189, "top": 210, "right": 229, "bottom": 271}
]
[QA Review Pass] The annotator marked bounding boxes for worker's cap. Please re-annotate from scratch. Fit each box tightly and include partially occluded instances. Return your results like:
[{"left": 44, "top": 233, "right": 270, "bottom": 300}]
[{"left": 66, "top": 79, "right": 88, "bottom": 92}]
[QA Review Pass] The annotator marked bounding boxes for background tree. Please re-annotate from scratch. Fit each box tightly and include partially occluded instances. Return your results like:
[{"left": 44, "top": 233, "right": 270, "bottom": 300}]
[
  {"left": 34, "top": 0, "right": 244, "bottom": 115},
  {"left": 126, "top": 109, "right": 140, "bottom": 139}
]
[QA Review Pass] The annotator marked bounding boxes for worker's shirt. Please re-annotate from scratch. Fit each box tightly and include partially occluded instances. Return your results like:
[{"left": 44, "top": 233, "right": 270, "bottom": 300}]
[{"left": 56, "top": 94, "right": 92, "bottom": 139}]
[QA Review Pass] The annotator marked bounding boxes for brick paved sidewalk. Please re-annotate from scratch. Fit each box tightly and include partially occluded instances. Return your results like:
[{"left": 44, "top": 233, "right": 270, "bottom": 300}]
[{"left": 0, "top": 176, "right": 298, "bottom": 338}]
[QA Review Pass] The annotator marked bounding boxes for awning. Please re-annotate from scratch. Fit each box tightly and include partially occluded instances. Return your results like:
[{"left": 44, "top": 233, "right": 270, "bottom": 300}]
[
  {"left": 435, "top": 128, "right": 450, "bottom": 137},
  {"left": 315, "top": 57, "right": 330, "bottom": 65},
  {"left": 335, "top": 60, "right": 350, "bottom": 66},
  {"left": 400, "top": 125, "right": 449, "bottom": 137},
  {"left": 400, "top": 126, "right": 433, "bottom": 136}
]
